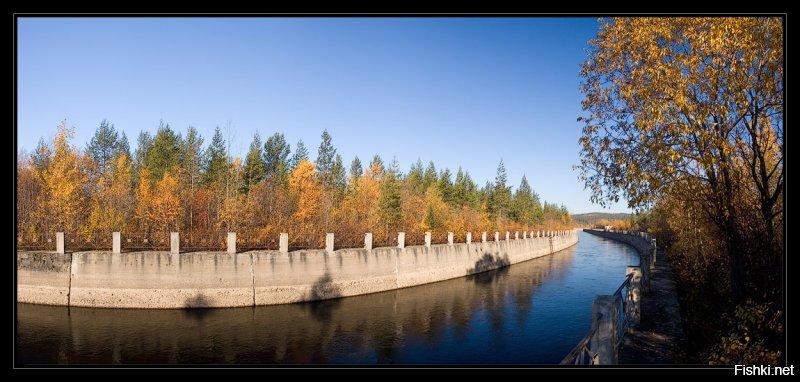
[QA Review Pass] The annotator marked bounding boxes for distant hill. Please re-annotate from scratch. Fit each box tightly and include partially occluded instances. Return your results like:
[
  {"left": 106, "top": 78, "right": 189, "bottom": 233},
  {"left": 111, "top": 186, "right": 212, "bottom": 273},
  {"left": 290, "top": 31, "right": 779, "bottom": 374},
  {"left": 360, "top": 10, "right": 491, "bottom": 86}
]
[{"left": 571, "top": 212, "right": 631, "bottom": 226}]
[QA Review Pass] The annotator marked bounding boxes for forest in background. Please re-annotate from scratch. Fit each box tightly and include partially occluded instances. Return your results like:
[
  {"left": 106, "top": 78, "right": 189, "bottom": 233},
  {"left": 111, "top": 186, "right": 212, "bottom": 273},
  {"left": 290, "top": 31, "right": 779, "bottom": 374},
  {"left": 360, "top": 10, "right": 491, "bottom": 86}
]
[{"left": 17, "top": 120, "right": 573, "bottom": 251}]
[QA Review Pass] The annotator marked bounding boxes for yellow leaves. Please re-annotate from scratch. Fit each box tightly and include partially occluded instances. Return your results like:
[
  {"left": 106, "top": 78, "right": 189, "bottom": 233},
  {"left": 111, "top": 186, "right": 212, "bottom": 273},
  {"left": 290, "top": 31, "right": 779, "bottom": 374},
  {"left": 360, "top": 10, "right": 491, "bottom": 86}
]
[
  {"left": 134, "top": 168, "right": 182, "bottom": 232},
  {"left": 42, "top": 121, "right": 88, "bottom": 232},
  {"left": 151, "top": 170, "right": 182, "bottom": 231},
  {"left": 289, "top": 160, "right": 321, "bottom": 229}
]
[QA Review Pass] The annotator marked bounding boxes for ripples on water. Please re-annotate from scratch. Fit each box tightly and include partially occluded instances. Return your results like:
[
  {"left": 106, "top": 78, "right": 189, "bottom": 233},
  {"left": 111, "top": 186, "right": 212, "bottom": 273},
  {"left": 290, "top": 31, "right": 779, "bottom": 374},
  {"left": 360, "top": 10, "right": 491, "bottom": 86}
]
[{"left": 16, "top": 231, "right": 638, "bottom": 365}]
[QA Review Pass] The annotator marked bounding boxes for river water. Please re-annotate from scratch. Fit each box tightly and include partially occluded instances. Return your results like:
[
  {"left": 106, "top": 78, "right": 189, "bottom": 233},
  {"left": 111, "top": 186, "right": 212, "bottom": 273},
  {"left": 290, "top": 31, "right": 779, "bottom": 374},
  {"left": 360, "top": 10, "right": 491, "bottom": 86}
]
[{"left": 16, "top": 231, "right": 638, "bottom": 365}]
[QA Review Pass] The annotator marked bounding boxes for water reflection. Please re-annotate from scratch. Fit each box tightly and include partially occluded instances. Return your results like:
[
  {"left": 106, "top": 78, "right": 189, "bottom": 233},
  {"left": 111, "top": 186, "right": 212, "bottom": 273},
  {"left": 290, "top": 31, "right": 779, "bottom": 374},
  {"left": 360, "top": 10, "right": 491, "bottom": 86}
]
[{"left": 16, "top": 232, "right": 638, "bottom": 365}]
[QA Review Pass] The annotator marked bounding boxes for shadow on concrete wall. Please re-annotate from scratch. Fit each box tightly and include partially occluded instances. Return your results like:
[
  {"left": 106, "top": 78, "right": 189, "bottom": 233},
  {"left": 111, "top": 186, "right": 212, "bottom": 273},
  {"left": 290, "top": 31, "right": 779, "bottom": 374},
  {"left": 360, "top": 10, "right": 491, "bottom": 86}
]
[
  {"left": 467, "top": 254, "right": 510, "bottom": 284},
  {"left": 305, "top": 272, "right": 342, "bottom": 321},
  {"left": 183, "top": 294, "right": 215, "bottom": 320}
]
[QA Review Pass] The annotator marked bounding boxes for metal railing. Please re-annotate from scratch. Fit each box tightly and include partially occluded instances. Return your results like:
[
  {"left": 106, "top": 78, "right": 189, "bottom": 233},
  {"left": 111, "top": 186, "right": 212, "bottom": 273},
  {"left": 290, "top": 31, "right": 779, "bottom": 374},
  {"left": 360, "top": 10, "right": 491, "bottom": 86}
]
[
  {"left": 562, "top": 229, "right": 653, "bottom": 365},
  {"left": 614, "top": 273, "right": 636, "bottom": 344},
  {"left": 560, "top": 313, "right": 603, "bottom": 365},
  {"left": 16, "top": 231, "right": 54, "bottom": 251}
]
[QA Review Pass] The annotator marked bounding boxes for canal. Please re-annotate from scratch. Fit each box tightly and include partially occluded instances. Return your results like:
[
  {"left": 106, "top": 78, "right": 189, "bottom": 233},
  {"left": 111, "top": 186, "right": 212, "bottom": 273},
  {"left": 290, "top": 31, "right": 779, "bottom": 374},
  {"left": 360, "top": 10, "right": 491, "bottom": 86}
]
[{"left": 16, "top": 231, "right": 639, "bottom": 365}]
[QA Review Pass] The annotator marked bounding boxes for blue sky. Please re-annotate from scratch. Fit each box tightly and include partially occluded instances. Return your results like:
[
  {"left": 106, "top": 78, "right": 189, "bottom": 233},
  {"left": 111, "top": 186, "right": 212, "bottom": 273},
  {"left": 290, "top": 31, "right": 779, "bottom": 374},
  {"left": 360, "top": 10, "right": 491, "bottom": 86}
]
[{"left": 17, "top": 17, "right": 630, "bottom": 214}]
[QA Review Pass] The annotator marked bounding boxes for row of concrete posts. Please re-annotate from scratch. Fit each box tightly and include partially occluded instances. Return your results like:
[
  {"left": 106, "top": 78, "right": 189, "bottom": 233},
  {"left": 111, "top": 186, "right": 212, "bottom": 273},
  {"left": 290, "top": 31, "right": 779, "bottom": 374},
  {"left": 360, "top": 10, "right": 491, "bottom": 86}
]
[{"left": 50, "top": 230, "right": 572, "bottom": 254}]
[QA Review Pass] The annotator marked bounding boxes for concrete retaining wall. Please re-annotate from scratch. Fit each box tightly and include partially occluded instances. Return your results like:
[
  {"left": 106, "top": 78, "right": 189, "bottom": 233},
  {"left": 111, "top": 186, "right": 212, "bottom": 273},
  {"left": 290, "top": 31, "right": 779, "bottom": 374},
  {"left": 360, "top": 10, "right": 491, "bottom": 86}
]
[
  {"left": 582, "top": 229, "right": 652, "bottom": 256},
  {"left": 18, "top": 230, "right": 578, "bottom": 309}
]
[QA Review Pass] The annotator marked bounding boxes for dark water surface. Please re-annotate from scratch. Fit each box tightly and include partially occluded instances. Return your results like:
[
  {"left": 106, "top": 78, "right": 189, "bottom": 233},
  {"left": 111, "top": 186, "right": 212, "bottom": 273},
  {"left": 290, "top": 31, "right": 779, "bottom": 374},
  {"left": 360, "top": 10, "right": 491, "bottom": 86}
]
[{"left": 16, "top": 231, "right": 638, "bottom": 365}]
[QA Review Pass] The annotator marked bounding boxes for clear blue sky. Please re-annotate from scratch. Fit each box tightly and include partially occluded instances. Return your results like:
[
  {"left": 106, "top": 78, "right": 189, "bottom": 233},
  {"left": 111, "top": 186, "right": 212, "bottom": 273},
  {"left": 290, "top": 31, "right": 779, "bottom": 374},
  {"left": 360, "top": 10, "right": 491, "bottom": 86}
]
[{"left": 17, "top": 17, "right": 630, "bottom": 214}]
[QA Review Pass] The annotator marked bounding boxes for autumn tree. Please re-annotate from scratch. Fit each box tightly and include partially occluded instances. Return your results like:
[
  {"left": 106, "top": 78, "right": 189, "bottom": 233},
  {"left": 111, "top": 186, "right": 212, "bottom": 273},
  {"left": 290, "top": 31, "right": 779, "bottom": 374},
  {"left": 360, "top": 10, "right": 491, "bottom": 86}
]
[
  {"left": 86, "top": 154, "right": 134, "bottom": 232},
  {"left": 288, "top": 160, "right": 321, "bottom": 240},
  {"left": 152, "top": 171, "right": 182, "bottom": 232},
  {"left": 17, "top": 151, "right": 42, "bottom": 241},
  {"left": 41, "top": 121, "right": 89, "bottom": 233},
  {"left": 577, "top": 17, "right": 783, "bottom": 301},
  {"left": 20, "top": 120, "right": 575, "bottom": 252}
]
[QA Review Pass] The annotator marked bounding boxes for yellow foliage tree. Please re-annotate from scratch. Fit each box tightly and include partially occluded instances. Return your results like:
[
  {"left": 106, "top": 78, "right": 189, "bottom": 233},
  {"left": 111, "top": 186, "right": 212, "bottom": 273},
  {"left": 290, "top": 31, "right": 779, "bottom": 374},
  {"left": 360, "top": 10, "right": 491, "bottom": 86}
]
[
  {"left": 86, "top": 154, "right": 134, "bottom": 232},
  {"left": 41, "top": 121, "right": 89, "bottom": 233},
  {"left": 289, "top": 160, "right": 321, "bottom": 236},
  {"left": 578, "top": 17, "right": 783, "bottom": 300},
  {"left": 151, "top": 170, "right": 182, "bottom": 232}
]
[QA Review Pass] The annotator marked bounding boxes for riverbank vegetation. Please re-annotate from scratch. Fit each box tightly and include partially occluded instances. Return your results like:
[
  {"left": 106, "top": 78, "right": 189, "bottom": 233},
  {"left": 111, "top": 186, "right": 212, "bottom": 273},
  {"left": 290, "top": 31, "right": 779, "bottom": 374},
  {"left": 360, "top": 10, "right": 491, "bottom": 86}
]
[
  {"left": 17, "top": 123, "right": 573, "bottom": 250},
  {"left": 578, "top": 18, "right": 783, "bottom": 364}
]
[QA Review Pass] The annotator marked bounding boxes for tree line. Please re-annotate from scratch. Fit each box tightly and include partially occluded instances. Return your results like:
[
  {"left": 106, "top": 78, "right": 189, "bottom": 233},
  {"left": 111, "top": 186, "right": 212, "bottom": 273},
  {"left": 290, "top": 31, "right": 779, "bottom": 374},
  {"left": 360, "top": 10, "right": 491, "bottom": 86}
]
[{"left": 17, "top": 120, "right": 573, "bottom": 249}]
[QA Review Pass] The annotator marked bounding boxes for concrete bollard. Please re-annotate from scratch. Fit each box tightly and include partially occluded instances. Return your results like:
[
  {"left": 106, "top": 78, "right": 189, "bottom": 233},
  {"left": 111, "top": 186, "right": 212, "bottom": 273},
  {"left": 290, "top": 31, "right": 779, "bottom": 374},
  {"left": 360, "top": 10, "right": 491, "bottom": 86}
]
[
  {"left": 523, "top": 231, "right": 527, "bottom": 239},
  {"left": 626, "top": 266, "right": 643, "bottom": 326},
  {"left": 591, "top": 295, "right": 620, "bottom": 364},
  {"left": 113, "top": 232, "right": 121, "bottom": 254},
  {"left": 482, "top": 232, "right": 487, "bottom": 243},
  {"left": 326, "top": 233, "right": 334, "bottom": 253},
  {"left": 365, "top": 233, "right": 373, "bottom": 250},
  {"left": 170, "top": 232, "right": 179, "bottom": 254},
  {"left": 56, "top": 232, "right": 64, "bottom": 254},
  {"left": 227, "top": 232, "right": 236, "bottom": 254},
  {"left": 280, "top": 233, "right": 289, "bottom": 253},
  {"left": 514, "top": 231, "right": 518, "bottom": 240},
  {"left": 505, "top": 232, "right": 510, "bottom": 241},
  {"left": 425, "top": 232, "right": 432, "bottom": 247},
  {"left": 466, "top": 232, "right": 472, "bottom": 244},
  {"left": 537, "top": 230, "right": 540, "bottom": 238},
  {"left": 448, "top": 232, "right": 454, "bottom": 245},
  {"left": 397, "top": 232, "right": 405, "bottom": 249},
  {"left": 494, "top": 232, "right": 499, "bottom": 242}
]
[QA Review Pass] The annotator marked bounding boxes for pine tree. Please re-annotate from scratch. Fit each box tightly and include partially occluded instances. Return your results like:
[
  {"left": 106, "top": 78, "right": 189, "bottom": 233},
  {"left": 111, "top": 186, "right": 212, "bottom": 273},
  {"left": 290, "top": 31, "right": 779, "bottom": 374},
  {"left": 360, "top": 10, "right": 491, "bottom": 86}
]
[
  {"left": 241, "top": 132, "right": 266, "bottom": 193},
  {"left": 202, "top": 127, "right": 228, "bottom": 187},
  {"left": 85, "top": 119, "right": 119, "bottom": 180},
  {"left": 378, "top": 168, "right": 403, "bottom": 232},
  {"left": 116, "top": 132, "right": 130, "bottom": 160},
  {"left": 31, "top": 138, "right": 52, "bottom": 174},
  {"left": 349, "top": 156, "right": 363, "bottom": 184},
  {"left": 406, "top": 159, "right": 425, "bottom": 193},
  {"left": 437, "top": 168, "right": 453, "bottom": 205},
  {"left": 331, "top": 153, "right": 347, "bottom": 193},
  {"left": 263, "top": 132, "right": 291, "bottom": 186},
  {"left": 133, "top": 130, "right": 153, "bottom": 187},
  {"left": 316, "top": 129, "right": 337, "bottom": 187},
  {"left": 145, "top": 121, "right": 182, "bottom": 184},
  {"left": 290, "top": 139, "right": 309, "bottom": 170},
  {"left": 422, "top": 161, "right": 437, "bottom": 189},
  {"left": 512, "top": 175, "right": 538, "bottom": 225},
  {"left": 489, "top": 159, "right": 512, "bottom": 221}
]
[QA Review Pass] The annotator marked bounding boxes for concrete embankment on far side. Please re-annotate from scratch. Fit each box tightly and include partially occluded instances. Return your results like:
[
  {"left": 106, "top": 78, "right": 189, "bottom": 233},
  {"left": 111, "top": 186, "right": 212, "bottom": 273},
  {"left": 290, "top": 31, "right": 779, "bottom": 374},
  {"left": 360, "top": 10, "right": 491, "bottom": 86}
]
[{"left": 18, "top": 230, "right": 578, "bottom": 309}]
